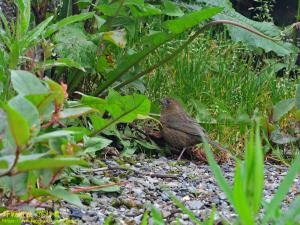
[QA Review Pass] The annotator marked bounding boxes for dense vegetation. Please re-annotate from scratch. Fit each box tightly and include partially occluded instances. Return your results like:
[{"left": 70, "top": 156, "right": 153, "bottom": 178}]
[{"left": 0, "top": 0, "right": 299, "bottom": 224}]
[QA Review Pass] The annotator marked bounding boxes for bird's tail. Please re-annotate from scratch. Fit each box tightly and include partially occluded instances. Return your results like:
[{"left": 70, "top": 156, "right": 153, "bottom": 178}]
[{"left": 201, "top": 132, "right": 227, "bottom": 152}]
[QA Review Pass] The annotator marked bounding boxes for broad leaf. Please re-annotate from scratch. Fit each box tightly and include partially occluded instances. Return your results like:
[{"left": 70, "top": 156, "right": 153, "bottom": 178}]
[
  {"left": 59, "top": 107, "right": 94, "bottom": 119},
  {"left": 163, "top": 7, "right": 223, "bottom": 34},
  {"left": 9, "top": 95, "right": 40, "bottom": 135},
  {"left": 45, "top": 12, "right": 95, "bottom": 37},
  {"left": 3, "top": 104, "right": 30, "bottom": 148},
  {"left": 272, "top": 98, "right": 295, "bottom": 122},
  {"left": 84, "top": 136, "right": 112, "bottom": 154},
  {"left": 16, "top": 157, "right": 87, "bottom": 171},
  {"left": 32, "top": 130, "right": 79, "bottom": 143},
  {"left": 163, "top": 0, "right": 184, "bottom": 17},
  {"left": 11, "top": 70, "right": 49, "bottom": 95}
]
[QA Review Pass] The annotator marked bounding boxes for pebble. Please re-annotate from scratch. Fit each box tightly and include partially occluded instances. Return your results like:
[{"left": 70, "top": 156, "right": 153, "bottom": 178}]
[{"left": 53, "top": 156, "right": 299, "bottom": 224}]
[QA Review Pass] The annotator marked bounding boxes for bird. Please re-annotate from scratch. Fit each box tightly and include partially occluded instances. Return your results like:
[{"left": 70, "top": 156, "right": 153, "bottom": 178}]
[{"left": 160, "top": 97, "right": 227, "bottom": 160}]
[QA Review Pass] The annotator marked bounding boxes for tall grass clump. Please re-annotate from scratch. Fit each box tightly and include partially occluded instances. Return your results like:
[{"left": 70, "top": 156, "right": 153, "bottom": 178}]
[{"left": 146, "top": 33, "right": 298, "bottom": 150}]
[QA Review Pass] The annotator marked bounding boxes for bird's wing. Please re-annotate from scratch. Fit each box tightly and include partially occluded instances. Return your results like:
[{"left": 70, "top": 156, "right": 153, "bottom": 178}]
[
  {"left": 163, "top": 112, "right": 227, "bottom": 151},
  {"left": 164, "top": 112, "right": 208, "bottom": 138}
]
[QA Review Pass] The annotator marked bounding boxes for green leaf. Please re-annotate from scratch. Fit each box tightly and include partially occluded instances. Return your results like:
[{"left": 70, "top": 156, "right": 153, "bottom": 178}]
[
  {"left": 49, "top": 186, "right": 83, "bottom": 208},
  {"left": 141, "top": 211, "right": 149, "bottom": 225},
  {"left": 84, "top": 136, "right": 112, "bottom": 154},
  {"left": 15, "top": 0, "right": 31, "bottom": 37},
  {"left": 151, "top": 206, "right": 165, "bottom": 225},
  {"left": 252, "top": 125, "right": 264, "bottom": 215},
  {"left": 16, "top": 157, "right": 88, "bottom": 171},
  {"left": 80, "top": 94, "right": 107, "bottom": 112},
  {"left": 37, "top": 58, "right": 86, "bottom": 72},
  {"left": 45, "top": 78, "right": 65, "bottom": 108},
  {"left": 59, "top": 107, "right": 94, "bottom": 119},
  {"left": 203, "top": 140, "right": 234, "bottom": 204},
  {"left": 196, "top": 0, "right": 298, "bottom": 56},
  {"left": 275, "top": 196, "right": 300, "bottom": 225},
  {"left": 45, "top": 12, "right": 95, "bottom": 38},
  {"left": 163, "top": 1, "right": 184, "bottom": 17},
  {"left": 32, "top": 130, "right": 80, "bottom": 143},
  {"left": 53, "top": 24, "right": 97, "bottom": 69},
  {"left": 233, "top": 161, "right": 255, "bottom": 225},
  {"left": 22, "top": 16, "right": 54, "bottom": 49},
  {"left": 11, "top": 70, "right": 49, "bottom": 95},
  {"left": 3, "top": 104, "right": 30, "bottom": 148},
  {"left": 272, "top": 98, "right": 295, "bottom": 122},
  {"left": 0, "top": 160, "right": 8, "bottom": 169},
  {"left": 129, "top": 3, "right": 162, "bottom": 17},
  {"left": 25, "top": 93, "right": 55, "bottom": 120},
  {"left": 262, "top": 155, "right": 300, "bottom": 224},
  {"left": 58, "top": 0, "right": 73, "bottom": 20},
  {"left": 103, "top": 29, "right": 127, "bottom": 48},
  {"left": 106, "top": 90, "right": 151, "bottom": 123},
  {"left": 93, "top": 31, "right": 173, "bottom": 95},
  {"left": 163, "top": 7, "right": 223, "bottom": 34},
  {"left": 9, "top": 95, "right": 40, "bottom": 135},
  {"left": 168, "top": 192, "right": 202, "bottom": 225}
]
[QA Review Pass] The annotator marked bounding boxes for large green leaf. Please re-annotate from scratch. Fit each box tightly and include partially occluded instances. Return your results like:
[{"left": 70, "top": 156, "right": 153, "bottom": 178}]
[
  {"left": 11, "top": 70, "right": 49, "bottom": 95},
  {"left": 106, "top": 90, "right": 151, "bottom": 123},
  {"left": 15, "top": 0, "right": 31, "bottom": 37},
  {"left": 9, "top": 95, "right": 40, "bottom": 135},
  {"left": 195, "top": 0, "right": 298, "bottom": 56},
  {"left": 45, "top": 12, "right": 95, "bottom": 37},
  {"left": 163, "top": 0, "right": 184, "bottom": 17},
  {"left": 272, "top": 98, "right": 295, "bottom": 122},
  {"left": 16, "top": 157, "right": 87, "bottom": 171},
  {"left": 53, "top": 24, "right": 97, "bottom": 69},
  {"left": 59, "top": 107, "right": 94, "bottom": 119},
  {"left": 25, "top": 93, "right": 55, "bottom": 120},
  {"left": 31, "top": 186, "right": 83, "bottom": 208},
  {"left": 32, "top": 130, "right": 80, "bottom": 143},
  {"left": 49, "top": 186, "right": 83, "bottom": 208},
  {"left": 163, "top": 7, "right": 223, "bottom": 34},
  {"left": 22, "top": 16, "right": 54, "bottom": 49},
  {"left": 3, "top": 104, "right": 30, "bottom": 148},
  {"left": 83, "top": 136, "right": 112, "bottom": 154}
]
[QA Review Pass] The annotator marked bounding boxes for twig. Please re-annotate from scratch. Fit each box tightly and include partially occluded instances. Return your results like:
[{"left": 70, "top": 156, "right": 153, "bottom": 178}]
[
  {"left": 80, "top": 166, "right": 179, "bottom": 179},
  {"left": 0, "top": 147, "right": 20, "bottom": 177},
  {"left": 70, "top": 181, "right": 128, "bottom": 193}
]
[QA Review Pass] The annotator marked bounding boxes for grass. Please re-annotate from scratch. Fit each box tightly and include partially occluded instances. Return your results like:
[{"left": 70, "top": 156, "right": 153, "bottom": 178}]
[{"left": 145, "top": 33, "right": 299, "bottom": 152}]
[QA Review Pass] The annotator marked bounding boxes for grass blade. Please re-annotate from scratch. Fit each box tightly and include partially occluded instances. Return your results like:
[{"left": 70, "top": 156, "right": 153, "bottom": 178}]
[
  {"left": 262, "top": 154, "right": 300, "bottom": 224},
  {"left": 203, "top": 140, "right": 234, "bottom": 205},
  {"left": 168, "top": 192, "right": 202, "bottom": 225}
]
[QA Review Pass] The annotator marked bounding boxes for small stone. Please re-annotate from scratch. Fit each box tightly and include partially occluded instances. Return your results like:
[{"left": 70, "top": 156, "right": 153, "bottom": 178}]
[
  {"left": 182, "top": 195, "right": 190, "bottom": 201},
  {"left": 187, "top": 200, "right": 203, "bottom": 210}
]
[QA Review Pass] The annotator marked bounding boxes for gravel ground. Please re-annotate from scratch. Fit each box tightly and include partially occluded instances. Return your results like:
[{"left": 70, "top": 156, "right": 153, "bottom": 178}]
[{"left": 52, "top": 155, "right": 299, "bottom": 225}]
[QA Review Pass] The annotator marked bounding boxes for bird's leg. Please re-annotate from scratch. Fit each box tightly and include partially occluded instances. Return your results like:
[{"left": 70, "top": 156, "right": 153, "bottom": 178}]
[{"left": 177, "top": 148, "right": 186, "bottom": 161}]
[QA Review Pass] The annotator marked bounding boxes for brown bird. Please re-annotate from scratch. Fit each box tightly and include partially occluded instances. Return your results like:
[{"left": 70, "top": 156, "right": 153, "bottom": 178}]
[{"left": 160, "top": 97, "right": 227, "bottom": 160}]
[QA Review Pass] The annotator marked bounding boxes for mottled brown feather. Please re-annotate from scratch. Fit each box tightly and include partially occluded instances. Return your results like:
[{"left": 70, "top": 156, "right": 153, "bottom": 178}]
[{"left": 160, "top": 98, "right": 227, "bottom": 152}]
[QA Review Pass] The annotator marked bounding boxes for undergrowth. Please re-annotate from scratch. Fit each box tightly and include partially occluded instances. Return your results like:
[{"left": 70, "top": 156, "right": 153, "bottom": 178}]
[{"left": 146, "top": 33, "right": 298, "bottom": 153}]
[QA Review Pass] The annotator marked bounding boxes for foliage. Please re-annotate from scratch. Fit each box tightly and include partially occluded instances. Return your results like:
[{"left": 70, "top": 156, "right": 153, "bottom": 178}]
[
  {"left": 146, "top": 34, "right": 299, "bottom": 153},
  {"left": 0, "top": 70, "right": 150, "bottom": 207},
  {"left": 203, "top": 121, "right": 300, "bottom": 224},
  {"left": 0, "top": 0, "right": 94, "bottom": 100},
  {"left": 190, "top": 0, "right": 298, "bottom": 56},
  {"left": 50, "top": 1, "right": 223, "bottom": 95}
]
